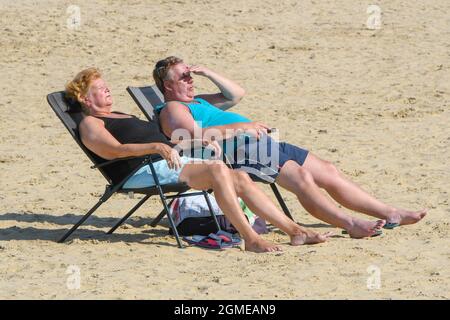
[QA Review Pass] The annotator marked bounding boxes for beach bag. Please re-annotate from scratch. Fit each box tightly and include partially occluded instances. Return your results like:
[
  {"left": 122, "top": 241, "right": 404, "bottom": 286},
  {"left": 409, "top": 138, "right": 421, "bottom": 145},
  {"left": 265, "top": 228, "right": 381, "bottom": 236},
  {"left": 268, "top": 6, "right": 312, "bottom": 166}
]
[{"left": 169, "top": 193, "right": 268, "bottom": 236}]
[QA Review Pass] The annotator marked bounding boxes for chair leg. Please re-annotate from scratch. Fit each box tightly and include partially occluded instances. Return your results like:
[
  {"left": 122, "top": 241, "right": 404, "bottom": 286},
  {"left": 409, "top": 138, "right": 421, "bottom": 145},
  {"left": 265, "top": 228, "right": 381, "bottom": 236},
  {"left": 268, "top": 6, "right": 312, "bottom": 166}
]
[
  {"left": 202, "top": 191, "right": 221, "bottom": 232},
  {"left": 159, "top": 196, "right": 184, "bottom": 248},
  {"left": 58, "top": 198, "right": 105, "bottom": 243},
  {"left": 150, "top": 194, "right": 180, "bottom": 227},
  {"left": 107, "top": 194, "right": 151, "bottom": 234},
  {"left": 270, "top": 183, "right": 295, "bottom": 221}
]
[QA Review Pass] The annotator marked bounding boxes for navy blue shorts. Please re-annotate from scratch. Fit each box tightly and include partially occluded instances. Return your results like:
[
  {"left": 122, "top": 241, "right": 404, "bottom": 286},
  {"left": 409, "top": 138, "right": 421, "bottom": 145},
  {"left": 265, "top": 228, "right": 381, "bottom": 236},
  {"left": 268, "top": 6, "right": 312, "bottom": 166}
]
[{"left": 227, "top": 135, "right": 309, "bottom": 183}]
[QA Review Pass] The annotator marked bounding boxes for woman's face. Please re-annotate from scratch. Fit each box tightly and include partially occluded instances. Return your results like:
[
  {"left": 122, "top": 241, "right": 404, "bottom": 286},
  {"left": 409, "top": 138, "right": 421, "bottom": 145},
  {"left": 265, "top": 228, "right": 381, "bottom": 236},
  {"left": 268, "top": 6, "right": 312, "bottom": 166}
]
[{"left": 85, "top": 78, "right": 112, "bottom": 108}]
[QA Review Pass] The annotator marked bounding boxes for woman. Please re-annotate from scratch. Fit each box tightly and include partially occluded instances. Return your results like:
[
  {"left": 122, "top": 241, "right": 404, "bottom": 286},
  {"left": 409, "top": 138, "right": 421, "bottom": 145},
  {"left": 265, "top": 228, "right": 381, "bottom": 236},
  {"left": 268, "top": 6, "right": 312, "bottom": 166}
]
[{"left": 65, "top": 67, "right": 333, "bottom": 253}]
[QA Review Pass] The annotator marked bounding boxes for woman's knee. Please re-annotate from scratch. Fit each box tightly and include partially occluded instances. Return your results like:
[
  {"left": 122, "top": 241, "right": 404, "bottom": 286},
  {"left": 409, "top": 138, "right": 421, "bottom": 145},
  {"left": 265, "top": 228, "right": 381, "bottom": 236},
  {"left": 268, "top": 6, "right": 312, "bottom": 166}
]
[
  {"left": 207, "top": 161, "right": 230, "bottom": 180},
  {"left": 235, "top": 170, "right": 252, "bottom": 182}
]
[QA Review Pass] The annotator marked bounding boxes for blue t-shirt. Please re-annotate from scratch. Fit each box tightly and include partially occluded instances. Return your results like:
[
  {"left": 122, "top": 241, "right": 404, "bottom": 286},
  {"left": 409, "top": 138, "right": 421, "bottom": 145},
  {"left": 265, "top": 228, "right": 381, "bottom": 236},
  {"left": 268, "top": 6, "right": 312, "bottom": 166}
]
[
  {"left": 155, "top": 98, "right": 252, "bottom": 155},
  {"left": 155, "top": 97, "right": 251, "bottom": 128}
]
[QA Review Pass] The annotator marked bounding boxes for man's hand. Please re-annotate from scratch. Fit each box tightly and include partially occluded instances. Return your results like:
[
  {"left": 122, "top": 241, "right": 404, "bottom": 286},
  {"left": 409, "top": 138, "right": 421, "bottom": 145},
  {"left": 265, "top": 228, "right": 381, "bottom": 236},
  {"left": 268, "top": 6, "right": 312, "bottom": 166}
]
[
  {"left": 155, "top": 143, "right": 182, "bottom": 170},
  {"left": 188, "top": 65, "right": 212, "bottom": 77},
  {"left": 241, "top": 122, "right": 271, "bottom": 139},
  {"left": 187, "top": 63, "right": 245, "bottom": 110},
  {"left": 172, "top": 138, "right": 221, "bottom": 160},
  {"left": 203, "top": 139, "right": 222, "bottom": 159}
]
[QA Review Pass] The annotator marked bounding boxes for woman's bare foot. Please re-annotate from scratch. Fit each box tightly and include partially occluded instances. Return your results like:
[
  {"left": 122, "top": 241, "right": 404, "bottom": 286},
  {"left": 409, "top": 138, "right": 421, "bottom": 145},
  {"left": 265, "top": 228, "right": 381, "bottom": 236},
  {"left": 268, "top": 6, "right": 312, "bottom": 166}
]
[
  {"left": 387, "top": 208, "right": 427, "bottom": 226},
  {"left": 245, "top": 238, "right": 282, "bottom": 253},
  {"left": 290, "top": 229, "right": 333, "bottom": 245},
  {"left": 346, "top": 218, "right": 386, "bottom": 239}
]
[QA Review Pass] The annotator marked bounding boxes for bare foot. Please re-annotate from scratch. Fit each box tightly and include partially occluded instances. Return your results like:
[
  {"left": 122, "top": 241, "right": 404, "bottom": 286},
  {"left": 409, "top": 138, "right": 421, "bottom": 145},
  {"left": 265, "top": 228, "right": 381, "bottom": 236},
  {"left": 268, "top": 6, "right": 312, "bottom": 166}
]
[
  {"left": 290, "top": 229, "right": 333, "bottom": 246},
  {"left": 347, "top": 218, "right": 385, "bottom": 239},
  {"left": 245, "top": 238, "right": 282, "bottom": 253},
  {"left": 387, "top": 208, "right": 427, "bottom": 226}
]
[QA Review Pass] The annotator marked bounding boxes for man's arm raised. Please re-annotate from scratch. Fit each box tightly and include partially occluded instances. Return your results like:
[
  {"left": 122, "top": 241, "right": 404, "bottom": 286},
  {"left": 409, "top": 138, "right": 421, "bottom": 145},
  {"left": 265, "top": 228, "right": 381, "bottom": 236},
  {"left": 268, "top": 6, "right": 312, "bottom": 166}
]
[{"left": 190, "top": 65, "right": 245, "bottom": 110}]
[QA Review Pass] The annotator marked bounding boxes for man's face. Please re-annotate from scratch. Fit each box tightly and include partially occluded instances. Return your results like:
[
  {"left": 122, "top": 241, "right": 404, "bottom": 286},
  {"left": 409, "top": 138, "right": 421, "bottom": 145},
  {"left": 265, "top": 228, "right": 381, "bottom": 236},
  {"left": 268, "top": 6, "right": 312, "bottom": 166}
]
[
  {"left": 85, "top": 78, "right": 112, "bottom": 108},
  {"left": 164, "top": 63, "right": 194, "bottom": 100}
]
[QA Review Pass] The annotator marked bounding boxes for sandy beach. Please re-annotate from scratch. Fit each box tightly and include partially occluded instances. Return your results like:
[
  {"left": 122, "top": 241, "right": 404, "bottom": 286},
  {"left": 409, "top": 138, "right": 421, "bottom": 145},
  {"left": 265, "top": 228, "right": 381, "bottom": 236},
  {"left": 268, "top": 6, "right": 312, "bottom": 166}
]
[{"left": 0, "top": 0, "right": 449, "bottom": 299}]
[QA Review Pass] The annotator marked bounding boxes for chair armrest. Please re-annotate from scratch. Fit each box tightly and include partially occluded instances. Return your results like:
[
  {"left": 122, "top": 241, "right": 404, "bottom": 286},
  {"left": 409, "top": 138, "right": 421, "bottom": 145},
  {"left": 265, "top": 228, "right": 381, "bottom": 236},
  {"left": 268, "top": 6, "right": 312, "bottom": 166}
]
[
  {"left": 91, "top": 143, "right": 210, "bottom": 170},
  {"left": 91, "top": 154, "right": 163, "bottom": 169}
]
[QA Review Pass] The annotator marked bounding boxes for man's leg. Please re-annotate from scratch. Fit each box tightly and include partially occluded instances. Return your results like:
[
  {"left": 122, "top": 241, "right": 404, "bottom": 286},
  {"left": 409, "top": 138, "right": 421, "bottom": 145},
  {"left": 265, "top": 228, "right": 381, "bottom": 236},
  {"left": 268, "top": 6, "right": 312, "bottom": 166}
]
[
  {"left": 230, "top": 170, "right": 333, "bottom": 245},
  {"left": 179, "top": 160, "right": 281, "bottom": 252},
  {"left": 302, "top": 153, "right": 427, "bottom": 226},
  {"left": 275, "top": 160, "right": 385, "bottom": 238}
]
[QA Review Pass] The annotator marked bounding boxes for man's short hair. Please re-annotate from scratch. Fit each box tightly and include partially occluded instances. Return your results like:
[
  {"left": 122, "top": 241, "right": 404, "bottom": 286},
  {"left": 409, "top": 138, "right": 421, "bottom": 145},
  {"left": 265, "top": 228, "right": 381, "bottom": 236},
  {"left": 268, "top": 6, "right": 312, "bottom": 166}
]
[
  {"left": 153, "top": 56, "right": 183, "bottom": 94},
  {"left": 65, "top": 67, "right": 102, "bottom": 113}
]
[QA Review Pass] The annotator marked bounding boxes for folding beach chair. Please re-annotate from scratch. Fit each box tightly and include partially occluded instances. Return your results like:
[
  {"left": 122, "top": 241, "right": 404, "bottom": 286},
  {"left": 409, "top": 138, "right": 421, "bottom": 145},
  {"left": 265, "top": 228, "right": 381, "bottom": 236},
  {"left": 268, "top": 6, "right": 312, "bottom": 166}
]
[
  {"left": 126, "top": 85, "right": 295, "bottom": 223},
  {"left": 46, "top": 91, "right": 220, "bottom": 248}
]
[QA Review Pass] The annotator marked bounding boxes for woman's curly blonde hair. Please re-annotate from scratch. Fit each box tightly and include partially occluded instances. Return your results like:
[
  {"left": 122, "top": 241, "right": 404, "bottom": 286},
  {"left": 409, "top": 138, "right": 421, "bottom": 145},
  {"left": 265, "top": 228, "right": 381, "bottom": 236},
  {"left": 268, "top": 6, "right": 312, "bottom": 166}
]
[{"left": 65, "top": 67, "right": 102, "bottom": 113}]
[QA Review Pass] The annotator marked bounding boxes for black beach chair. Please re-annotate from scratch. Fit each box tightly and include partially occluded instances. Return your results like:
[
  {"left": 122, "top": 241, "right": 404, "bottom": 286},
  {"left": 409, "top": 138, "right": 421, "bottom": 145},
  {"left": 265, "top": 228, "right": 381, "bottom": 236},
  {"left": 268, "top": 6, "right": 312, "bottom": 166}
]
[
  {"left": 126, "top": 85, "right": 295, "bottom": 223},
  {"left": 46, "top": 91, "right": 220, "bottom": 247}
]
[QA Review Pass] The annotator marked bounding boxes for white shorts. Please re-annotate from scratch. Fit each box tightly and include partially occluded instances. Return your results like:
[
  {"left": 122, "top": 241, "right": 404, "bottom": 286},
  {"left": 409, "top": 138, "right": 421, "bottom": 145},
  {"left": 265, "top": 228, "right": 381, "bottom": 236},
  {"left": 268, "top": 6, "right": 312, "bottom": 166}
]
[{"left": 122, "top": 156, "right": 204, "bottom": 189}]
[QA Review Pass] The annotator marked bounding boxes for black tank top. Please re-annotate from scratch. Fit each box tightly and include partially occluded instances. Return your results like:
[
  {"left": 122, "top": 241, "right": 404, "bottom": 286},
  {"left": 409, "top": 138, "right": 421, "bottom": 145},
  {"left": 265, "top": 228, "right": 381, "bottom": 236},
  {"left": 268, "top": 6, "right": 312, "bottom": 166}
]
[{"left": 90, "top": 112, "right": 174, "bottom": 185}]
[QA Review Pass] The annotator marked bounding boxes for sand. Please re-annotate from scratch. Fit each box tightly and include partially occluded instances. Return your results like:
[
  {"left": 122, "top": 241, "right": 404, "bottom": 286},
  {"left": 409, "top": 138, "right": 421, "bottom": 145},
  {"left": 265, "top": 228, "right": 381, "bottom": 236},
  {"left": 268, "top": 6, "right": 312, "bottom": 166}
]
[{"left": 0, "top": 0, "right": 449, "bottom": 299}]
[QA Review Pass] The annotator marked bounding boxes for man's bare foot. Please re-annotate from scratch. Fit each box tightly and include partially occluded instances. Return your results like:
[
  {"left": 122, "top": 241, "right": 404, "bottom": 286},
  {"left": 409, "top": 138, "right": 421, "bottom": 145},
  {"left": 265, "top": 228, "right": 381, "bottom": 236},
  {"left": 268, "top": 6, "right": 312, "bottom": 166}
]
[
  {"left": 245, "top": 238, "right": 282, "bottom": 253},
  {"left": 290, "top": 229, "right": 333, "bottom": 246},
  {"left": 346, "top": 219, "right": 385, "bottom": 239},
  {"left": 387, "top": 208, "right": 427, "bottom": 226}
]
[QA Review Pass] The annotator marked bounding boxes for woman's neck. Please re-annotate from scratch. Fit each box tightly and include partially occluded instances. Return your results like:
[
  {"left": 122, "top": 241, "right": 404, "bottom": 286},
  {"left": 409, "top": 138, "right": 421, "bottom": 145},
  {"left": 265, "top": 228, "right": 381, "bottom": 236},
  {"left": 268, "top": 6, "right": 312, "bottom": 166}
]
[{"left": 90, "top": 110, "right": 113, "bottom": 117}]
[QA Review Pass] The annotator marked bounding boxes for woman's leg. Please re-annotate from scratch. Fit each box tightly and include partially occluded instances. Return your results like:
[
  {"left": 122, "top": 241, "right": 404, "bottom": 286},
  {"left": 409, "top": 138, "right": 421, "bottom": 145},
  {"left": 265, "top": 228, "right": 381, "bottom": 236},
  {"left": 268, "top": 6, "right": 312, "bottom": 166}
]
[
  {"left": 302, "top": 153, "right": 427, "bottom": 225},
  {"left": 179, "top": 160, "right": 281, "bottom": 253},
  {"left": 230, "top": 170, "right": 333, "bottom": 245},
  {"left": 276, "top": 161, "right": 386, "bottom": 238}
]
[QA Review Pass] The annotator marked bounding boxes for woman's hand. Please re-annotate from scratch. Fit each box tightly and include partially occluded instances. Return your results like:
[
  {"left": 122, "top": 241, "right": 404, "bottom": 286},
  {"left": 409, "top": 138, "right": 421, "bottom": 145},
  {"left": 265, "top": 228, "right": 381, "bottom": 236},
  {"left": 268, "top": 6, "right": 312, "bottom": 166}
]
[{"left": 155, "top": 143, "right": 182, "bottom": 170}]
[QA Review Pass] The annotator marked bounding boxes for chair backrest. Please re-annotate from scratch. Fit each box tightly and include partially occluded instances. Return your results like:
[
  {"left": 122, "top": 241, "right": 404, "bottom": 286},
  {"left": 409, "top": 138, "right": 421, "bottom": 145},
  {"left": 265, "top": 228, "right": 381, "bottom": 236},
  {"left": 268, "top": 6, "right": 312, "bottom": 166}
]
[
  {"left": 127, "top": 85, "right": 237, "bottom": 120},
  {"left": 126, "top": 85, "right": 164, "bottom": 121},
  {"left": 46, "top": 91, "right": 113, "bottom": 184}
]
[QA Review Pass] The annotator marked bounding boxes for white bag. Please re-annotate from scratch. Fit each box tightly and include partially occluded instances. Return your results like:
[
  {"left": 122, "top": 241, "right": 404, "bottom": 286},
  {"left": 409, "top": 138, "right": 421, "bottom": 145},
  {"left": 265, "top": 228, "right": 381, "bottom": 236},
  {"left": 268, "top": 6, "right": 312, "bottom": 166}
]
[{"left": 170, "top": 193, "right": 224, "bottom": 227}]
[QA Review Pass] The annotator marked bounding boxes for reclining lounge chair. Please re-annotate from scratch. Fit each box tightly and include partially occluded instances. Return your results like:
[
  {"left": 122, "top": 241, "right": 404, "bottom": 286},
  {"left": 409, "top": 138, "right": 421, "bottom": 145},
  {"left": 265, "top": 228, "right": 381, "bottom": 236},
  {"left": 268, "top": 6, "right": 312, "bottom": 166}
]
[{"left": 47, "top": 90, "right": 220, "bottom": 248}]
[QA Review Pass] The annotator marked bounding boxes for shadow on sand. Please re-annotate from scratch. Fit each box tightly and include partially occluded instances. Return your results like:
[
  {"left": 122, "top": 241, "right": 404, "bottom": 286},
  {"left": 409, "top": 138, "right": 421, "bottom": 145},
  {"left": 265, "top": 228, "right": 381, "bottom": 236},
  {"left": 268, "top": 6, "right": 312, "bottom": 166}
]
[{"left": 0, "top": 211, "right": 177, "bottom": 246}]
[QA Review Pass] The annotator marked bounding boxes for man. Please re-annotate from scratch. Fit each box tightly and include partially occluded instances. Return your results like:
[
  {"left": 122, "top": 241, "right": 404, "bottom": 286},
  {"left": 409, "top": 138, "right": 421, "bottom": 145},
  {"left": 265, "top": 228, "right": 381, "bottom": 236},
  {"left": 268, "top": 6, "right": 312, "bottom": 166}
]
[{"left": 152, "top": 56, "right": 427, "bottom": 238}]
